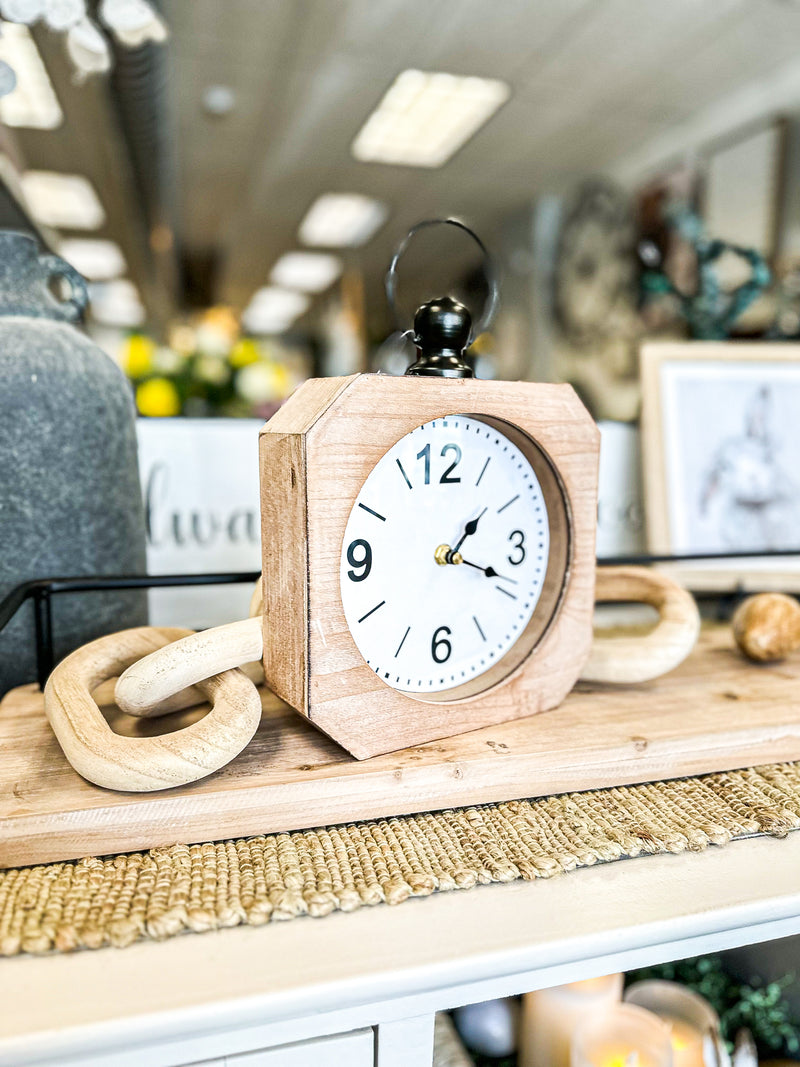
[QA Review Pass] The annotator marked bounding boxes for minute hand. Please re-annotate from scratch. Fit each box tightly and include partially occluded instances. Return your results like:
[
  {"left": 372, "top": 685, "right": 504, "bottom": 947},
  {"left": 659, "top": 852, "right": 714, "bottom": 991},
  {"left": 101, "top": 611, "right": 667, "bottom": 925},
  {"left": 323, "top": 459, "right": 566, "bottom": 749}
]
[
  {"left": 451, "top": 507, "right": 487, "bottom": 555},
  {"left": 460, "top": 558, "right": 518, "bottom": 584}
]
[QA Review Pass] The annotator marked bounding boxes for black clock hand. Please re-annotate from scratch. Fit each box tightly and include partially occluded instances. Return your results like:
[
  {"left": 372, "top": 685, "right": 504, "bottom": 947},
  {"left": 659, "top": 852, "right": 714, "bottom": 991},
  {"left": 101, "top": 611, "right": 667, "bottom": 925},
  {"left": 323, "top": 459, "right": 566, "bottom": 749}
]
[
  {"left": 451, "top": 507, "right": 487, "bottom": 557},
  {"left": 460, "top": 558, "right": 518, "bottom": 584}
]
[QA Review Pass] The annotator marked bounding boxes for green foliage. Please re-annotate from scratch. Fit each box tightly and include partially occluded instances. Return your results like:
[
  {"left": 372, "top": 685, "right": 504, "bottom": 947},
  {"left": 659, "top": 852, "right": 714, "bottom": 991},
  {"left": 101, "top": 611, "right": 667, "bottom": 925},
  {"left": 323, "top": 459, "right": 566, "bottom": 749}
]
[{"left": 626, "top": 956, "right": 800, "bottom": 1058}]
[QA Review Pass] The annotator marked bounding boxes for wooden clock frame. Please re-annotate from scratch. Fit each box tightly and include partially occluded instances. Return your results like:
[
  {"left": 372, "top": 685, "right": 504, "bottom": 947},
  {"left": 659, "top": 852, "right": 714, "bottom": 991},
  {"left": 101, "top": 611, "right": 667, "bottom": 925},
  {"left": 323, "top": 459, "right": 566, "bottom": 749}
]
[{"left": 259, "top": 373, "right": 599, "bottom": 759}]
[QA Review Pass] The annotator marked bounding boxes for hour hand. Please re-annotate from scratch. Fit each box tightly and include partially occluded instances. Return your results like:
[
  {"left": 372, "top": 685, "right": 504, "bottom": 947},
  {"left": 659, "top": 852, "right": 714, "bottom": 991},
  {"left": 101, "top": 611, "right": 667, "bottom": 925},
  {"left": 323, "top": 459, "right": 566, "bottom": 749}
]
[
  {"left": 460, "top": 558, "right": 518, "bottom": 584},
  {"left": 452, "top": 507, "right": 487, "bottom": 555}
]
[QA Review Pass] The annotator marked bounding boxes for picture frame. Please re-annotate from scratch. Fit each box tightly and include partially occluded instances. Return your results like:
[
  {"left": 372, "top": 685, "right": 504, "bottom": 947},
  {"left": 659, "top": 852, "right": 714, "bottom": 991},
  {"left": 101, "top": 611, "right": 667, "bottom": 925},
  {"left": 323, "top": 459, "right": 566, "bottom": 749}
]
[{"left": 641, "top": 341, "right": 800, "bottom": 591}]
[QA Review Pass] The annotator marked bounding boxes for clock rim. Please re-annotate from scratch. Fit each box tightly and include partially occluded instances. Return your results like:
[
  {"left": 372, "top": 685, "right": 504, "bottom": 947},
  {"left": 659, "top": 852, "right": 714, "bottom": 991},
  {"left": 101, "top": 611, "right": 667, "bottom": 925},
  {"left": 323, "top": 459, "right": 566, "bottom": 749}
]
[{"left": 337, "top": 412, "right": 573, "bottom": 703}]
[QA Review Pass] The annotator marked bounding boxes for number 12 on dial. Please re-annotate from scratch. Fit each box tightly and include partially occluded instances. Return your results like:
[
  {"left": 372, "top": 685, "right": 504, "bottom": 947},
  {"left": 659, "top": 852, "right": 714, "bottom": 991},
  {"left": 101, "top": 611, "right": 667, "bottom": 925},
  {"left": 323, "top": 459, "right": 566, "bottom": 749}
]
[{"left": 339, "top": 414, "right": 557, "bottom": 698}]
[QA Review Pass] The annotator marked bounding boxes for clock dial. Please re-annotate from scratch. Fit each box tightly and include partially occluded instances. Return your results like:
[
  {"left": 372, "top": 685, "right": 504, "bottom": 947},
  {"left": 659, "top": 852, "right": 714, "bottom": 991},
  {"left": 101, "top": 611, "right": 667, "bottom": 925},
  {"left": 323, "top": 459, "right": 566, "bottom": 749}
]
[{"left": 339, "top": 414, "right": 566, "bottom": 698}]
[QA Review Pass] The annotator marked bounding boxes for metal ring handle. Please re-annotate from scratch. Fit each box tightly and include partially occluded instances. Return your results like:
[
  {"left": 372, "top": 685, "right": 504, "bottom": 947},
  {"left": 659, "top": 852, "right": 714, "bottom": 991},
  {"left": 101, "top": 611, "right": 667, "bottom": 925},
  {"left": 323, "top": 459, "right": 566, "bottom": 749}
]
[{"left": 385, "top": 218, "right": 500, "bottom": 341}]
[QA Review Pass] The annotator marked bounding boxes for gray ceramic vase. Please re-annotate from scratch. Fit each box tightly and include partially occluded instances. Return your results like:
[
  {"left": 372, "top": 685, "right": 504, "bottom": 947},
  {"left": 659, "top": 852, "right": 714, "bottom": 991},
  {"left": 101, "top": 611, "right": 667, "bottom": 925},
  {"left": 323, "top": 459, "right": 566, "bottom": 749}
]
[{"left": 0, "top": 231, "right": 148, "bottom": 695}]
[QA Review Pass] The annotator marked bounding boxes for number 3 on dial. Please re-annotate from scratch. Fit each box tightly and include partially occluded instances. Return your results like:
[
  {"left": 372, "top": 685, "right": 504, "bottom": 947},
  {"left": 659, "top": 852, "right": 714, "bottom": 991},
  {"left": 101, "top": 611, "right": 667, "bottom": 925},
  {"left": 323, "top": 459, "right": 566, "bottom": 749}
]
[{"left": 507, "top": 530, "right": 525, "bottom": 566}]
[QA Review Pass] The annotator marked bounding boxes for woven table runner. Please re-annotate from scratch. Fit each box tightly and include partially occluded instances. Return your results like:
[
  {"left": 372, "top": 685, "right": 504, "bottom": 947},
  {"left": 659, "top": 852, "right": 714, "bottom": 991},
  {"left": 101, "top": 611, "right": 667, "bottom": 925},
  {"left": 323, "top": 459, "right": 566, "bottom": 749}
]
[{"left": 2, "top": 762, "right": 800, "bottom": 958}]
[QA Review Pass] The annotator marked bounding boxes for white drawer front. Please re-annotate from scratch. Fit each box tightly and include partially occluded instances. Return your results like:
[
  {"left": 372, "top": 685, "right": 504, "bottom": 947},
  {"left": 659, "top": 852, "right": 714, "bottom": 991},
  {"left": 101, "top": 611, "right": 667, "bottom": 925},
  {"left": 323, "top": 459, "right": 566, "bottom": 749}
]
[{"left": 204, "top": 1027, "right": 374, "bottom": 1067}]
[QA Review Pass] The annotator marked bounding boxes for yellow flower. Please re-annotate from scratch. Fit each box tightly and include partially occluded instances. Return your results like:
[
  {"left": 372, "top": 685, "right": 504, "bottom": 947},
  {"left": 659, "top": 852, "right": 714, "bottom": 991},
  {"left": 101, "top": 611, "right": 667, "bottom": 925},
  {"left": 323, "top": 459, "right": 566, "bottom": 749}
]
[
  {"left": 136, "top": 377, "right": 181, "bottom": 417},
  {"left": 123, "top": 334, "right": 155, "bottom": 378},
  {"left": 230, "top": 338, "right": 261, "bottom": 367}
]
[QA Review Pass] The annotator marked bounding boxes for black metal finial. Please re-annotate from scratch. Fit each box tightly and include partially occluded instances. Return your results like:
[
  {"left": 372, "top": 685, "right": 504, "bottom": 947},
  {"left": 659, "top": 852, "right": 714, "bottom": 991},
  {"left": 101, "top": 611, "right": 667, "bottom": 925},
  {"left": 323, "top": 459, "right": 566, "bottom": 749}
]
[
  {"left": 385, "top": 217, "right": 499, "bottom": 379},
  {"left": 406, "top": 296, "right": 473, "bottom": 378}
]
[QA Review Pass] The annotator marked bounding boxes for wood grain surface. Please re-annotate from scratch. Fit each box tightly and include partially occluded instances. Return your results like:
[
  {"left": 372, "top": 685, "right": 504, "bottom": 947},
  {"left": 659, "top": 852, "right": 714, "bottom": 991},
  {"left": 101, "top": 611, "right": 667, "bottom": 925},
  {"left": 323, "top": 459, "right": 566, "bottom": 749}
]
[{"left": 3, "top": 626, "right": 800, "bottom": 868}]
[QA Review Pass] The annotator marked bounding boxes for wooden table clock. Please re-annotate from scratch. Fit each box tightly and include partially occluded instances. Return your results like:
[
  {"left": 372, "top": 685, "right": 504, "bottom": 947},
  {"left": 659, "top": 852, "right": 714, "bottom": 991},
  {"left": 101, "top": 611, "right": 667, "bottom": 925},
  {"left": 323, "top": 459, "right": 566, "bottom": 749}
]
[
  {"left": 255, "top": 361, "right": 596, "bottom": 759},
  {"left": 45, "top": 221, "right": 700, "bottom": 790}
]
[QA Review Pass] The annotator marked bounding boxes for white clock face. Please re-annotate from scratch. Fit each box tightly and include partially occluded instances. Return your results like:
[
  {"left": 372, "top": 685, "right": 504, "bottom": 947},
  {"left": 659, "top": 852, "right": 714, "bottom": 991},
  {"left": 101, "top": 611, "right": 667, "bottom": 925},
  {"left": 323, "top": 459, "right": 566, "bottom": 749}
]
[{"left": 339, "top": 414, "right": 554, "bottom": 697}]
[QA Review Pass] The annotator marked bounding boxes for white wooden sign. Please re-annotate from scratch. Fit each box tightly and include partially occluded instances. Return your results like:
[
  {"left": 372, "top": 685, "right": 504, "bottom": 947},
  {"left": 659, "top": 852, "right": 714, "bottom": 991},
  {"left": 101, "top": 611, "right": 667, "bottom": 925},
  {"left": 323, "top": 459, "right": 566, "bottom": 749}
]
[
  {"left": 596, "top": 420, "right": 645, "bottom": 559},
  {"left": 136, "top": 418, "right": 262, "bottom": 628}
]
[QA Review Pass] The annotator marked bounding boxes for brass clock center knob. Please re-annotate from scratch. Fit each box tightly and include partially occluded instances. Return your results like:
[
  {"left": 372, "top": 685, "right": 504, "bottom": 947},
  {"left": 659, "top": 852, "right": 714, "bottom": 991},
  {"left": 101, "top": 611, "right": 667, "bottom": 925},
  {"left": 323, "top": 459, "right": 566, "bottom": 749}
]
[{"left": 434, "top": 544, "right": 463, "bottom": 566}]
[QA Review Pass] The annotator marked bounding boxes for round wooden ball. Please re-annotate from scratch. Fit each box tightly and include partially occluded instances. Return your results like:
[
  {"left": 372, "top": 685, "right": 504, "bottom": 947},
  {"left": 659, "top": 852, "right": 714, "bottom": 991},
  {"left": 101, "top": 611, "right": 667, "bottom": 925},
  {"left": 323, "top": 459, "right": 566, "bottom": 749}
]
[{"left": 732, "top": 593, "right": 800, "bottom": 662}]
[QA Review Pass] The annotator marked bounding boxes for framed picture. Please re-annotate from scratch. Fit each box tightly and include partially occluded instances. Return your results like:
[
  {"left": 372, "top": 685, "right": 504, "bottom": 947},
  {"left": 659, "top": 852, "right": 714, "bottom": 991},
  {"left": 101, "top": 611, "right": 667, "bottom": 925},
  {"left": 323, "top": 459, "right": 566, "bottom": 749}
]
[{"left": 641, "top": 342, "right": 800, "bottom": 591}]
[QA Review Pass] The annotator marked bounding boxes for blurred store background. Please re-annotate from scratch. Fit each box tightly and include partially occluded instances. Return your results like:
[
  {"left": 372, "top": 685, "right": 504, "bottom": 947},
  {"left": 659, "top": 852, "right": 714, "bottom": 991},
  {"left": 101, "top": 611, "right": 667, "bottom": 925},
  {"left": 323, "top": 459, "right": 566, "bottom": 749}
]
[
  {"left": 4, "top": 0, "right": 800, "bottom": 616},
  {"left": 2, "top": 0, "right": 800, "bottom": 400}
]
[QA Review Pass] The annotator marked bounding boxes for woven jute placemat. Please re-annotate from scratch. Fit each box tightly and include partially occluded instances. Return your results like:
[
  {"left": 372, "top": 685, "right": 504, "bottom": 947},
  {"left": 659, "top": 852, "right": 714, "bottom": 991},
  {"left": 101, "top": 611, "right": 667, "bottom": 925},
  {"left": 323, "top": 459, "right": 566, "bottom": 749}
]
[{"left": 2, "top": 762, "right": 800, "bottom": 958}]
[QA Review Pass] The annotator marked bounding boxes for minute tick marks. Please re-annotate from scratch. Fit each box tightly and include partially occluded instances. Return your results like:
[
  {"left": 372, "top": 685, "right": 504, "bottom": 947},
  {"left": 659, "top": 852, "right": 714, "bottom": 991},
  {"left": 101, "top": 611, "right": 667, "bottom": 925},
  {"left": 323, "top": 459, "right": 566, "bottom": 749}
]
[
  {"left": 495, "top": 586, "right": 518, "bottom": 600},
  {"left": 396, "top": 459, "right": 413, "bottom": 490},
  {"left": 358, "top": 503, "right": 386, "bottom": 521},
  {"left": 394, "top": 626, "right": 411, "bottom": 657},
  {"left": 475, "top": 457, "right": 490, "bottom": 487},
  {"left": 358, "top": 600, "right": 386, "bottom": 623},
  {"left": 497, "top": 494, "right": 519, "bottom": 514}
]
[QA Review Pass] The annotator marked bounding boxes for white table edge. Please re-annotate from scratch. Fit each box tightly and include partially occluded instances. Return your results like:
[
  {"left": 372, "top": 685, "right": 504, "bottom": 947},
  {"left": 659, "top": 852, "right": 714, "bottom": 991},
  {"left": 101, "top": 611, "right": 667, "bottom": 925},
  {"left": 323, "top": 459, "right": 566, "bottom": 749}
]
[{"left": 1, "top": 833, "right": 799, "bottom": 1067}]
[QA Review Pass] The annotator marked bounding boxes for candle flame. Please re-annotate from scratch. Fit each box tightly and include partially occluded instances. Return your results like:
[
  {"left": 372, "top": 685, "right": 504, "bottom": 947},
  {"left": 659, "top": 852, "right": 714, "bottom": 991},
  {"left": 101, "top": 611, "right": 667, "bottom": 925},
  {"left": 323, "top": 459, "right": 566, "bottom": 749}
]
[{"left": 601, "top": 1052, "right": 640, "bottom": 1067}]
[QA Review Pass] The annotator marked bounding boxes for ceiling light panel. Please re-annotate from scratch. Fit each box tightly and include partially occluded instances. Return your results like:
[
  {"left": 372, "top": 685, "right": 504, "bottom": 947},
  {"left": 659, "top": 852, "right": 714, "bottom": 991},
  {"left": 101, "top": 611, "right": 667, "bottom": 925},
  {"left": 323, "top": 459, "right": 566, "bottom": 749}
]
[
  {"left": 0, "top": 23, "right": 63, "bottom": 130},
  {"left": 88, "top": 279, "right": 144, "bottom": 327},
  {"left": 269, "top": 252, "right": 342, "bottom": 293},
  {"left": 21, "top": 170, "right": 105, "bottom": 229},
  {"left": 242, "top": 286, "right": 309, "bottom": 333},
  {"left": 352, "top": 69, "right": 510, "bottom": 168},
  {"left": 59, "top": 238, "right": 126, "bottom": 280},
  {"left": 299, "top": 193, "right": 388, "bottom": 248}
]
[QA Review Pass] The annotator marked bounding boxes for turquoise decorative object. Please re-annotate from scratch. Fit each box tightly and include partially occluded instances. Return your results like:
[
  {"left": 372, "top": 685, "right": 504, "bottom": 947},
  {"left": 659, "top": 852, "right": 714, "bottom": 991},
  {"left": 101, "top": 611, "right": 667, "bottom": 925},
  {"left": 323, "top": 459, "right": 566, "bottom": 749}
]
[{"left": 641, "top": 206, "right": 771, "bottom": 340}]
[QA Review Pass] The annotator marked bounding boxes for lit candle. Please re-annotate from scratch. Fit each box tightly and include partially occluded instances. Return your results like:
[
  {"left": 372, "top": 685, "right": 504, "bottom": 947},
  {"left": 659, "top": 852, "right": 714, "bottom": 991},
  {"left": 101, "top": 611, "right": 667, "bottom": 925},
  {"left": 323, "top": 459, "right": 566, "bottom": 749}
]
[
  {"left": 519, "top": 974, "right": 624, "bottom": 1067},
  {"left": 571, "top": 1003, "right": 673, "bottom": 1067},
  {"left": 624, "top": 981, "right": 719, "bottom": 1067}
]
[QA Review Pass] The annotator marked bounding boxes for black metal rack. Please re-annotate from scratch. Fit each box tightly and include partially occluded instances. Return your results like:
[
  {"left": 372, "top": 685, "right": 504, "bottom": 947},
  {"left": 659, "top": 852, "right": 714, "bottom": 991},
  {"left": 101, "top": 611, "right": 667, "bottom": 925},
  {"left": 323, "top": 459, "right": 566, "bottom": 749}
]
[
  {"left": 1, "top": 549, "right": 798, "bottom": 691},
  {"left": 0, "top": 571, "right": 260, "bottom": 688}
]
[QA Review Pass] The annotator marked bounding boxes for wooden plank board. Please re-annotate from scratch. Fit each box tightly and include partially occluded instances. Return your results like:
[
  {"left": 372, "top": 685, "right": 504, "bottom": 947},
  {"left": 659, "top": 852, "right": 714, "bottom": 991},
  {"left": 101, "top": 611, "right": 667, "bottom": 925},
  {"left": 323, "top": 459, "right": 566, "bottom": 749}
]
[{"left": 2, "top": 625, "right": 800, "bottom": 869}]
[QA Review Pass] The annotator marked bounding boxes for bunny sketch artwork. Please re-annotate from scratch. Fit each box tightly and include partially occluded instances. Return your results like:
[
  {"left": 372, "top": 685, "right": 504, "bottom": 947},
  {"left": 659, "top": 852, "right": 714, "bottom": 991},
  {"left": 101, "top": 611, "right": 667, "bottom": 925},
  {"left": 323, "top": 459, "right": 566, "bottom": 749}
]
[{"left": 700, "top": 385, "right": 800, "bottom": 551}]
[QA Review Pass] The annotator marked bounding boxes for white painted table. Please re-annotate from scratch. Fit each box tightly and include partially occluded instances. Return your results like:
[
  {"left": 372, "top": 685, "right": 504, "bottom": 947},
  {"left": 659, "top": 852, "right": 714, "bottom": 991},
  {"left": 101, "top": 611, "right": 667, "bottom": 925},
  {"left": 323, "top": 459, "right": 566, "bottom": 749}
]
[{"left": 1, "top": 832, "right": 799, "bottom": 1067}]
